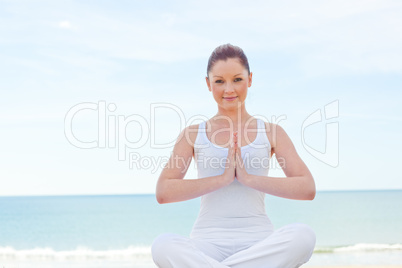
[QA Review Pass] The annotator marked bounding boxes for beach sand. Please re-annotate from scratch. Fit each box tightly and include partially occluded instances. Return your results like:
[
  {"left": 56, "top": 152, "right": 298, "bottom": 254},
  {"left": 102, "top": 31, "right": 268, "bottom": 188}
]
[
  {"left": 305, "top": 266, "right": 402, "bottom": 268},
  {"left": 2, "top": 260, "right": 401, "bottom": 268}
]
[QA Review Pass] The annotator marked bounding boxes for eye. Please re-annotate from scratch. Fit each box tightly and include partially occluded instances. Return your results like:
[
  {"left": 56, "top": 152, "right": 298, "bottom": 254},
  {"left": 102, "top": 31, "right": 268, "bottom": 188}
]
[
  {"left": 215, "top": 80, "right": 223, "bottom": 84},
  {"left": 234, "top": 78, "right": 243, "bottom": 82}
]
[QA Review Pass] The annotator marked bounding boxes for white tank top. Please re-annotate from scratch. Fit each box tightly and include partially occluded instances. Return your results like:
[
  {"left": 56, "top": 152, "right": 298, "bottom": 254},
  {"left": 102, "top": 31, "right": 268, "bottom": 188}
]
[{"left": 190, "top": 118, "right": 274, "bottom": 241}]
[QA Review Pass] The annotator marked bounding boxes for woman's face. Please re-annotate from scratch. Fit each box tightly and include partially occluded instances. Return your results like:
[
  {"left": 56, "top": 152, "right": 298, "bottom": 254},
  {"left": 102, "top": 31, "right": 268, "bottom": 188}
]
[{"left": 206, "top": 58, "right": 252, "bottom": 109}]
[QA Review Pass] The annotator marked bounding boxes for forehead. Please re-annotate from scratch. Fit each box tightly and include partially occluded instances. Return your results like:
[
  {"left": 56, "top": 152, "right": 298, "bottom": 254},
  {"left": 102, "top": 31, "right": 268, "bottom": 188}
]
[{"left": 209, "top": 58, "right": 247, "bottom": 76}]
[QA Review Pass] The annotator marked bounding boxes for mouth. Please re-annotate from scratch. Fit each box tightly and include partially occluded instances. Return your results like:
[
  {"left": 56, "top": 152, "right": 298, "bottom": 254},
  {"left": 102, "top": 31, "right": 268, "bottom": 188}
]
[{"left": 223, "top": 96, "right": 238, "bottom": 101}]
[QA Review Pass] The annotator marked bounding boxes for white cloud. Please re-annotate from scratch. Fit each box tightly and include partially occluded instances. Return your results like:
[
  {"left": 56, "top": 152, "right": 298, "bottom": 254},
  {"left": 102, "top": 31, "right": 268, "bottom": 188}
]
[
  {"left": 340, "top": 112, "right": 402, "bottom": 122},
  {"left": 58, "top": 20, "right": 71, "bottom": 29},
  {"left": 3, "top": 0, "right": 402, "bottom": 73}
]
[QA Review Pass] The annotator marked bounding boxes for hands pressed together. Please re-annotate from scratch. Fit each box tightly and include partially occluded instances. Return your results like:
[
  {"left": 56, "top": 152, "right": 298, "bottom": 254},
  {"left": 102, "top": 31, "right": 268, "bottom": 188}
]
[{"left": 222, "top": 131, "right": 250, "bottom": 186}]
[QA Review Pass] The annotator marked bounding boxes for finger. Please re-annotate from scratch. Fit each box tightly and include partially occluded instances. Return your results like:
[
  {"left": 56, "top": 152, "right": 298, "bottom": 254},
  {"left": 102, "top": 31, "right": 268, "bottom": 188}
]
[
  {"left": 236, "top": 146, "right": 241, "bottom": 163},
  {"left": 232, "top": 145, "right": 236, "bottom": 163},
  {"left": 230, "top": 141, "right": 235, "bottom": 161},
  {"left": 231, "top": 143, "right": 235, "bottom": 161}
]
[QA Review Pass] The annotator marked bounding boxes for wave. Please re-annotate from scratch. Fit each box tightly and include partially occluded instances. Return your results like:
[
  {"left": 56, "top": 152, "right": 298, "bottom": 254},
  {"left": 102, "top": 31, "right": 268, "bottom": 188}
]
[
  {"left": 0, "top": 245, "right": 152, "bottom": 260},
  {"left": 314, "top": 243, "right": 402, "bottom": 253},
  {"left": 1, "top": 243, "right": 402, "bottom": 260}
]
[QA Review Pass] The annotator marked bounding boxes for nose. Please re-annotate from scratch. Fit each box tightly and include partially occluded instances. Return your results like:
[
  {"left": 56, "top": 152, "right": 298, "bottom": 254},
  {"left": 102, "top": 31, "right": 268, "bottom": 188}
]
[{"left": 224, "top": 82, "right": 235, "bottom": 93}]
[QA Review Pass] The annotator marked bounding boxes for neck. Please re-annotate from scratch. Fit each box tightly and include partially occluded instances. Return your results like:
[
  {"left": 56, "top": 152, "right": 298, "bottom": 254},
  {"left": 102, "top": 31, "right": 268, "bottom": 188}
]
[{"left": 214, "top": 102, "right": 252, "bottom": 127}]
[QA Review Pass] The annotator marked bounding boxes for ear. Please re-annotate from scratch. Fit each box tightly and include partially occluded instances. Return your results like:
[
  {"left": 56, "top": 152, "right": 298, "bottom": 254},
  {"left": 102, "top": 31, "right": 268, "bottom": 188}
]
[
  {"left": 248, "top": 72, "right": 253, "bottom": 87},
  {"left": 205, "top": 76, "right": 212, "bottom": 92}
]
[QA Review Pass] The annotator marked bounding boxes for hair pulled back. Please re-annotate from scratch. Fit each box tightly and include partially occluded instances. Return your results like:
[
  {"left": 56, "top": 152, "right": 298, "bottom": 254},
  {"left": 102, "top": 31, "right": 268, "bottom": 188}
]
[{"left": 207, "top": 43, "right": 250, "bottom": 78}]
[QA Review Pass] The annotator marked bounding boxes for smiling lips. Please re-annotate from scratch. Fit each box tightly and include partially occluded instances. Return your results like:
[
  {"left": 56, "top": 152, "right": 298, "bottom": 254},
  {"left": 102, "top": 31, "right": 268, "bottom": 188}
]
[{"left": 223, "top": 96, "right": 238, "bottom": 101}]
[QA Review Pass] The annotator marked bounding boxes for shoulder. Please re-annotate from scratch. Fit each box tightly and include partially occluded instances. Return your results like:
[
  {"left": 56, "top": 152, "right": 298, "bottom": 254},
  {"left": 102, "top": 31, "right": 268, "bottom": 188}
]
[
  {"left": 262, "top": 121, "right": 288, "bottom": 154},
  {"left": 177, "top": 123, "right": 200, "bottom": 145},
  {"left": 175, "top": 123, "right": 201, "bottom": 157}
]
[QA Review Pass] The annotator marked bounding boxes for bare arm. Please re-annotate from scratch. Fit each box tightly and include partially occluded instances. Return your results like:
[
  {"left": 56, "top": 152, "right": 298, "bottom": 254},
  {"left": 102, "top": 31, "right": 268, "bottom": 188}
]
[
  {"left": 155, "top": 125, "right": 235, "bottom": 204},
  {"left": 236, "top": 123, "right": 316, "bottom": 200}
]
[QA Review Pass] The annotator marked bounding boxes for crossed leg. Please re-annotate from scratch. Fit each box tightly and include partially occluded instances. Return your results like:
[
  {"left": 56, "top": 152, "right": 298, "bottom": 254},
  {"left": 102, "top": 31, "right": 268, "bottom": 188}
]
[
  {"left": 221, "top": 223, "right": 316, "bottom": 268},
  {"left": 151, "top": 223, "right": 316, "bottom": 268},
  {"left": 151, "top": 232, "right": 230, "bottom": 268}
]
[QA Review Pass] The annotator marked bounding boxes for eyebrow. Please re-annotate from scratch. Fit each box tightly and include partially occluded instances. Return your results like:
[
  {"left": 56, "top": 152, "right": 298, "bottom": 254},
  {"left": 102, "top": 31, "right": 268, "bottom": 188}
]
[{"left": 213, "top": 73, "right": 243, "bottom": 78}]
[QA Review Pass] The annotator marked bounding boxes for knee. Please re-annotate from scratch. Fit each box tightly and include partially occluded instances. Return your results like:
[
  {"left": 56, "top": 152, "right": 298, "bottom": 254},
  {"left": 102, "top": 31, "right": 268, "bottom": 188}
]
[
  {"left": 151, "top": 233, "right": 175, "bottom": 257},
  {"left": 151, "top": 233, "right": 183, "bottom": 262},
  {"left": 289, "top": 223, "right": 316, "bottom": 257}
]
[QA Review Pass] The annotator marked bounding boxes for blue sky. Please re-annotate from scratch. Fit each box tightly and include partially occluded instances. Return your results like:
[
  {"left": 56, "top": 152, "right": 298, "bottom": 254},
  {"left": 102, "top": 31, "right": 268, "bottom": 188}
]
[{"left": 1, "top": 0, "right": 401, "bottom": 196}]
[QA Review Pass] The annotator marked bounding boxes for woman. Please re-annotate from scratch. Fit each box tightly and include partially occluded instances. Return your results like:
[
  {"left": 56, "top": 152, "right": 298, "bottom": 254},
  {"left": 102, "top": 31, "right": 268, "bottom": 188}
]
[{"left": 151, "top": 44, "right": 316, "bottom": 268}]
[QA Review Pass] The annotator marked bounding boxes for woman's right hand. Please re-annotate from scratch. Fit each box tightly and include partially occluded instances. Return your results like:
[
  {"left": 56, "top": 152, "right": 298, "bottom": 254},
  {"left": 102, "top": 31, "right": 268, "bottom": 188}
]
[{"left": 221, "top": 131, "right": 237, "bottom": 186}]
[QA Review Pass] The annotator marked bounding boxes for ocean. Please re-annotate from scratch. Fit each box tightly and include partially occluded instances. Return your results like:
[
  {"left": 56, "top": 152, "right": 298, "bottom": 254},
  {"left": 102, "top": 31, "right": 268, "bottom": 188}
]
[{"left": 0, "top": 190, "right": 401, "bottom": 267}]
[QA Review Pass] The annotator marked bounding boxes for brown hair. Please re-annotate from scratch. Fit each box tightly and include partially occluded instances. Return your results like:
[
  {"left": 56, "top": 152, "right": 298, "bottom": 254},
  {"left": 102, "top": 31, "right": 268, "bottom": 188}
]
[{"left": 207, "top": 43, "right": 250, "bottom": 77}]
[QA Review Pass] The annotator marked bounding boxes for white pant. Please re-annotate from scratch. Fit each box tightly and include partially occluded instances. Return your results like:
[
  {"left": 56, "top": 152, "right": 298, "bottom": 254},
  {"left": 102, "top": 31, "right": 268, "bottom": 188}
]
[{"left": 151, "top": 223, "right": 316, "bottom": 268}]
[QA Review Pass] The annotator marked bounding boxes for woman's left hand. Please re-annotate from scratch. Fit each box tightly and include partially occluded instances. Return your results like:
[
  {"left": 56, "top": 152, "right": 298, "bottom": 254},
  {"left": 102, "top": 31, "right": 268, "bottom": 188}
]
[{"left": 233, "top": 132, "right": 250, "bottom": 185}]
